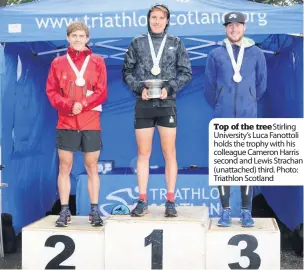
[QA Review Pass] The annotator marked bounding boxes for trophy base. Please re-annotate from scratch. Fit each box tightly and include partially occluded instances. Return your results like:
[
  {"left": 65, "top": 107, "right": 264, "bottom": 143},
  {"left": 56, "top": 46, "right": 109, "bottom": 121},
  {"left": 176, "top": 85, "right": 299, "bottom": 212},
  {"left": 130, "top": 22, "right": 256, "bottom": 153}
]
[
  {"left": 148, "top": 94, "right": 161, "bottom": 99},
  {"left": 148, "top": 88, "right": 161, "bottom": 99}
]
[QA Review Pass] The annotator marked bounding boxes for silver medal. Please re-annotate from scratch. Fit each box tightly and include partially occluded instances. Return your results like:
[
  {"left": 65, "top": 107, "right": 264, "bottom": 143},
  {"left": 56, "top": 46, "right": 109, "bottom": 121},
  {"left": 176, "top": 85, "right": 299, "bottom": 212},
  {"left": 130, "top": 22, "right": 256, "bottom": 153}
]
[
  {"left": 75, "top": 77, "right": 85, "bottom": 87},
  {"left": 233, "top": 73, "right": 242, "bottom": 83},
  {"left": 67, "top": 54, "right": 90, "bottom": 88},
  {"left": 226, "top": 39, "right": 245, "bottom": 84}
]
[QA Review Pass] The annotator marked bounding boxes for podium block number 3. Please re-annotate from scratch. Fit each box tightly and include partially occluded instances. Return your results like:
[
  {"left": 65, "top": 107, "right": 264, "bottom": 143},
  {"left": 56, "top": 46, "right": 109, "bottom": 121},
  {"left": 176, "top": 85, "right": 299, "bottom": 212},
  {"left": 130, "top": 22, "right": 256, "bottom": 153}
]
[
  {"left": 145, "top": 230, "right": 163, "bottom": 269},
  {"left": 44, "top": 235, "right": 76, "bottom": 269},
  {"left": 228, "top": 234, "right": 261, "bottom": 269}
]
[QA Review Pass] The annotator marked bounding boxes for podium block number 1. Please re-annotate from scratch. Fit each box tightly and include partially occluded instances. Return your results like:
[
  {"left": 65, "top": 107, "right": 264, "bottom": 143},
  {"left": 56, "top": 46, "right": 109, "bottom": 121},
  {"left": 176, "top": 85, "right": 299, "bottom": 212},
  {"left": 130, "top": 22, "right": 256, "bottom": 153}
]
[
  {"left": 105, "top": 219, "right": 205, "bottom": 270},
  {"left": 145, "top": 230, "right": 163, "bottom": 269}
]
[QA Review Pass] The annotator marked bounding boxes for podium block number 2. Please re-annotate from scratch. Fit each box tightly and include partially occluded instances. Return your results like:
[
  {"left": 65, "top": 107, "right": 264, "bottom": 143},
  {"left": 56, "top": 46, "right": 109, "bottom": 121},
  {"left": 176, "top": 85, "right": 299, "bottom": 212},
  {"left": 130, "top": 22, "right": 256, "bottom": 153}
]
[
  {"left": 145, "top": 230, "right": 163, "bottom": 269},
  {"left": 44, "top": 235, "right": 75, "bottom": 269},
  {"left": 228, "top": 234, "right": 261, "bottom": 270}
]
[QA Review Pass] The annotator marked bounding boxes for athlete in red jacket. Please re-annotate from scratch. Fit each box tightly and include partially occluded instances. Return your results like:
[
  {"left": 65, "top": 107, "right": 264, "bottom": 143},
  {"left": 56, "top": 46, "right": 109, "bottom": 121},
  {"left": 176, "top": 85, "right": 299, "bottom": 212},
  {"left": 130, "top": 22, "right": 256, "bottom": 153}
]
[{"left": 46, "top": 21, "right": 107, "bottom": 227}]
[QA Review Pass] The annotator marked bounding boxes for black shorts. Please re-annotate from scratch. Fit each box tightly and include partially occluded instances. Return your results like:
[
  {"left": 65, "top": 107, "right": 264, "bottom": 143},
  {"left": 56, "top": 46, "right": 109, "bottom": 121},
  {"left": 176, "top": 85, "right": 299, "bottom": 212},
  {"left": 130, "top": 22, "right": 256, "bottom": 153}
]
[
  {"left": 134, "top": 107, "right": 177, "bottom": 129},
  {"left": 56, "top": 130, "right": 102, "bottom": 152}
]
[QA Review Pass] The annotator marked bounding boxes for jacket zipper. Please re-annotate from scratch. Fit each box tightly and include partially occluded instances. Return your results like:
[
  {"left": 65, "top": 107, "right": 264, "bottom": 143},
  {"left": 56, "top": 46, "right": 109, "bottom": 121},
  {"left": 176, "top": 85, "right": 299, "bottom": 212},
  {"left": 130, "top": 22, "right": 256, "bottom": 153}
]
[
  {"left": 75, "top": 55, "right": 80, "bottom": 131},
  {"left": 83, "top": 83, "right": 87, "bottom": 97},
  {"left": 233, "top": 46, "right": 239, "bottom": 118},
  {"left": 234, "top": 83, "right": 238, "bottom": 118}
]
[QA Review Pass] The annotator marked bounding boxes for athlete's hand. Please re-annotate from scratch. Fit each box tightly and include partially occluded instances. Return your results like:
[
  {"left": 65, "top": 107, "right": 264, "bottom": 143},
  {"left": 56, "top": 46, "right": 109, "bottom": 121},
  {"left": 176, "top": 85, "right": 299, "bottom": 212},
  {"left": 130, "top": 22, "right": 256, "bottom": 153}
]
[
  {"left": 142, "top": 88, "right": 149, "bottom": 100},
  {"left": 160, "top": 88, "right": 168, "bottom": 100},
  {"left": 72, "top": 102, "right": 83, "bottom": 115}
]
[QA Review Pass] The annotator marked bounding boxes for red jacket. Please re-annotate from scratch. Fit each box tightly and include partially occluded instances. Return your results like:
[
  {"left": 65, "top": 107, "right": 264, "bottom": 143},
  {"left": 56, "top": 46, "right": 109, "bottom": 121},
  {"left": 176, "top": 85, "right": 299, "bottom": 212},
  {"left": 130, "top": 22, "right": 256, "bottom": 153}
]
[{"left": 46, "top": 46, "right": 107, "bottom": 130}]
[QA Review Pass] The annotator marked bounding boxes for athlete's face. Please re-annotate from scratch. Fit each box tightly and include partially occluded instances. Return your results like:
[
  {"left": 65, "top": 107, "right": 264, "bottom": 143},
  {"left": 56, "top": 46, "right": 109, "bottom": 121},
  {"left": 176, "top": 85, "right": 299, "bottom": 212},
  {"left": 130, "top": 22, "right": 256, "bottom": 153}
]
[
  {"left": 149, "top": 9, "right": 169, "bottom": 34},
  {"left": 67, "top": 30, "right": 89, "bottom": 51},
  {"left": 225, "top": 22, "right": 245, "bottom": 44}
]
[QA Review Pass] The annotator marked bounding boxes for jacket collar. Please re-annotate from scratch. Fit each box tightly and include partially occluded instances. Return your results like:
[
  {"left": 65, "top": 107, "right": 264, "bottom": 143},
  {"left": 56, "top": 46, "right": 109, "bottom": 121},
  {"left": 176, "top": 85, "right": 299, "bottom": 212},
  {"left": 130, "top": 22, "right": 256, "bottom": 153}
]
[
  {"left": 67, "top": 46, "right": 92, "bottom": 60},
  {"left": 148, "top": 30, "right": 167, "bottom": 39},
  {"left": 223, "top": 37, "right": 255, "bottom": 48}
]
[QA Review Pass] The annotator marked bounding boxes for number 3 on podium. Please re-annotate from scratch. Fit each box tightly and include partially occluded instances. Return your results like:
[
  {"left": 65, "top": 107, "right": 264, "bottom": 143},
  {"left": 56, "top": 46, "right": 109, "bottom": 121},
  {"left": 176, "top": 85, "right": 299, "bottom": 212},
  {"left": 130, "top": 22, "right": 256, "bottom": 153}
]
[{"left": 228, "top": 234, "right": 261, "bottom": 269}]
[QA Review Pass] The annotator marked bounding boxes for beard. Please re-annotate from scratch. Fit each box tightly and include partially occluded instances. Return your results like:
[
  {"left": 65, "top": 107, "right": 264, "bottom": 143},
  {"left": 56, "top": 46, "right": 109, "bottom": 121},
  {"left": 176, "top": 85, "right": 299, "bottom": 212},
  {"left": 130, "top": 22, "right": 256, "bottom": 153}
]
[{"left": 227, "top": 35, "right": 243, "bottom": 44}]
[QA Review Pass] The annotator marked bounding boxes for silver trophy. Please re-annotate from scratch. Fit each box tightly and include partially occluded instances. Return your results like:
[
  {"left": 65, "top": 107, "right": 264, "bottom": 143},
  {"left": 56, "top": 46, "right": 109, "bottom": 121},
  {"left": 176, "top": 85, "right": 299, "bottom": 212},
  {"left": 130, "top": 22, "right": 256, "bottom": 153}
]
[{"left": 141, "top": 79, "right": 167, "bottom": 99}]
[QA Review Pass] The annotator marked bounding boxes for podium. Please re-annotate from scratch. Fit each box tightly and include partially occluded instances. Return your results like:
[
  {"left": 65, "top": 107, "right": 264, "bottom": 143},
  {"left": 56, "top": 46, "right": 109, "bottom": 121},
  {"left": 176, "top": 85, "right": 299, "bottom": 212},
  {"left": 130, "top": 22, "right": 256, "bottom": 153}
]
[
  {"left": 105, "top": 206, "right": 209, "bottom": 270},
  {"left": 22, "top": 206, "right": 280, "bottom": 270},
  {"left": 22, "top": 216, "right": 105, "bottom": 270},
  {"left": 206, "top": 218, "right": 280, "bottom": 270}
]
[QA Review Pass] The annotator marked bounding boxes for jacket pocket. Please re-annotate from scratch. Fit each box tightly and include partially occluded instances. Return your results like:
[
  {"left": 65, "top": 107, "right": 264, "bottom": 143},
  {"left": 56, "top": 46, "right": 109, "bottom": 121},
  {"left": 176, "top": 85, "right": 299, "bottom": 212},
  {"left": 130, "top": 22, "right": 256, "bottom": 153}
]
[
  {"left": 249, "top": 87, "right": 257, "bottom": 102},
  {"left": 60, "top": 80, "right": 73, "bottom": 98},
  {"left": 215, "top": 86, "right": 224, "bottom": 104},
  {"left": 69, "top": 81, "right": 74, "bottom": 100}
]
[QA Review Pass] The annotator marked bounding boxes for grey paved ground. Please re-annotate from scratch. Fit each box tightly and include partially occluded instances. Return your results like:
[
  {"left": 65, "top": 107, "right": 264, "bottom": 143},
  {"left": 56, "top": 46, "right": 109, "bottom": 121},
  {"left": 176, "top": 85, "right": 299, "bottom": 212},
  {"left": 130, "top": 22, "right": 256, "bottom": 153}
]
[{"left": 281, "top": 251, "right": 304, "bottom": 269}]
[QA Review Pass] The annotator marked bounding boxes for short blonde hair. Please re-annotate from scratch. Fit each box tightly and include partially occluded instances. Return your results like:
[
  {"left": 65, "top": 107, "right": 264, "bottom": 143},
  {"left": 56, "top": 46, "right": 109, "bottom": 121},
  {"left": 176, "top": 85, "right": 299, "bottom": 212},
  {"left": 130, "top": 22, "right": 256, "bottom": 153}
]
[{"left": 67, "top": 21, "right": 89, "bottom": 37}]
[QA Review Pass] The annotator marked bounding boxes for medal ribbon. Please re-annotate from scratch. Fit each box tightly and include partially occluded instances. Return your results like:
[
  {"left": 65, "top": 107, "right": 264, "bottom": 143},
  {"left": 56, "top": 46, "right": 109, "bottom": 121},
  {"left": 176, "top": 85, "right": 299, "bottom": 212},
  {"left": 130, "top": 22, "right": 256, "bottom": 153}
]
[
  {"left": 148, "top": 33, "right": 167, "bottom": 68},
  {"left": 226, "top": 39, "right": 245, "bottom": 77},
  {"left": 67, "top": 53, "right": 90, "bottom": 81}
]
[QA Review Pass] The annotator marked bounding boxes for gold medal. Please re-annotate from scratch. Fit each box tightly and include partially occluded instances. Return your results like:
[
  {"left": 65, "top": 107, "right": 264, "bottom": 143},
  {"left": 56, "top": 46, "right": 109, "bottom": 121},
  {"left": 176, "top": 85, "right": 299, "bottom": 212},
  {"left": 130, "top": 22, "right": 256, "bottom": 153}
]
[{"left": 151, "top": 66, "right": 161, "bottom": 76}]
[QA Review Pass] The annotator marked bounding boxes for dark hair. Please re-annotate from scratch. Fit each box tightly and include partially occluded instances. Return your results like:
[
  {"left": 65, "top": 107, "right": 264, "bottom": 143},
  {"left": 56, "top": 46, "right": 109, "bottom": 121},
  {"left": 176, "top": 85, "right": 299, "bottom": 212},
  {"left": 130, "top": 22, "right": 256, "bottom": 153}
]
[{"left": 147, "top": 4, "right": 170, "bottom": 31}]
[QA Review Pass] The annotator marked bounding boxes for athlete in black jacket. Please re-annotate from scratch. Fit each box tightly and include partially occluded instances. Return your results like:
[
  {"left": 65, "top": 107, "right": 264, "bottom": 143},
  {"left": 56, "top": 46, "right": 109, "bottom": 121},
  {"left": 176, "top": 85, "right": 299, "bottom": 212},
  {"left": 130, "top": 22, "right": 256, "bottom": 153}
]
[{"left": 123, "top": 4, "right": 192, "bottom": 218}]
